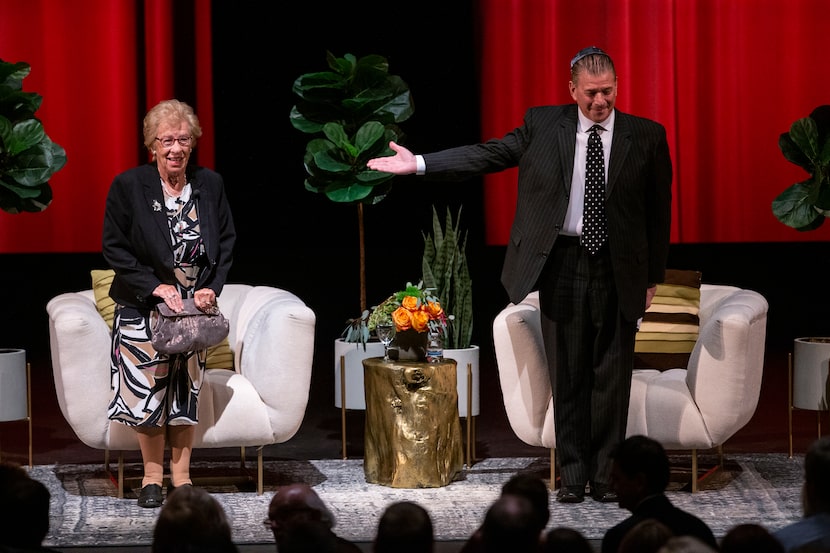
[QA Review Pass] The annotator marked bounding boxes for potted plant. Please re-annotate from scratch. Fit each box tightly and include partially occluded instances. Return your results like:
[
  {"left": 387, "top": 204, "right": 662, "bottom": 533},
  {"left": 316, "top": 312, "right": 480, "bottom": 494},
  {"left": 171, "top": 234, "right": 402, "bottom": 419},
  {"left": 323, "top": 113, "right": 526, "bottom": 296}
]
[
  {"left": 0, "top": 58, "right": 67, "bottom": 214},
  {"left": 422, "top": 205, "right": 473, "bottom": 349},
  {"left": 771, "top": 106, "right": 830, "bottom": 443},
  {"left": 421, "top": 205, "right": 478, "bottom": 424},
  {"left": 290, "top": 51, "right": 414, "bottom": 313},
  {"left": 0, "top": 59, "right": 65, "bottom": 466},
  {"left": 771, "top": 105, "right": 830, "bottom": 231}
]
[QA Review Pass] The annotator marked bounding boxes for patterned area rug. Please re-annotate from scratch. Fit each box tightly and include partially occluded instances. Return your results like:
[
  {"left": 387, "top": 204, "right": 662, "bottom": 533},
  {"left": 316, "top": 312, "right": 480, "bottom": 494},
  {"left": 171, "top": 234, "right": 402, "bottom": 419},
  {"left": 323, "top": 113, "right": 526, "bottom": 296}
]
[{"left": 29, "top": 453, "right": 804, "bottom": 548}]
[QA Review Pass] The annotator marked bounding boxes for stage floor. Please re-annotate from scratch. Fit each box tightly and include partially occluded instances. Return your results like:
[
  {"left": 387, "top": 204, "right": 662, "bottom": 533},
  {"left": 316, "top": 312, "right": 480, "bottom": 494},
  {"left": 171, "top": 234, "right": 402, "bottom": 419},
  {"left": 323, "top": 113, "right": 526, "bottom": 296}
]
[{"left": 1, "top": 343, "right": 820, "bottom": 552}]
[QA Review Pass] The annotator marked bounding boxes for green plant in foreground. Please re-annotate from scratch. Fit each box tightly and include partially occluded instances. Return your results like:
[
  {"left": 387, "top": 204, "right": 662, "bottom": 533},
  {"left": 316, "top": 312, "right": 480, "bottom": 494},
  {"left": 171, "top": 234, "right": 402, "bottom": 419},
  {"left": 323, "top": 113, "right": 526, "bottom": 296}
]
[{"left": 0, "top": 58, "right": 67, "bottom": 214}]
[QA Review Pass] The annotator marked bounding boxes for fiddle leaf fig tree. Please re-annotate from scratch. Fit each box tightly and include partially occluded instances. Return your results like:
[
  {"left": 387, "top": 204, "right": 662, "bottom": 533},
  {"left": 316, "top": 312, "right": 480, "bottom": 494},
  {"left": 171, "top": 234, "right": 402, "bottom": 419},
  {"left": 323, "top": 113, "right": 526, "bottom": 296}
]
[
  {"left": 772, "top": 105, "right": 830, "bottom": 231},
  {"left": 0, "top": 59, "right": 67, "bottom": 214},
  {"left": 290, "top": 52, "right": 413, "bottom": 205},
  {"left": 290, "top": 51, "right": 414, "bottom": 312}
]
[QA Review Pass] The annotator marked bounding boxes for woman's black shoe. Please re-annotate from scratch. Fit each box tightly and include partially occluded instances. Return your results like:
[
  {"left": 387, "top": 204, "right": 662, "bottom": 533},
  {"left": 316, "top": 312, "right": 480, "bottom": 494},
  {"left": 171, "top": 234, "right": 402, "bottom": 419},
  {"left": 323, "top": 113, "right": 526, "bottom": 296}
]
[{"left": 137, "top": 484, "right": 163, "bottom": 508}]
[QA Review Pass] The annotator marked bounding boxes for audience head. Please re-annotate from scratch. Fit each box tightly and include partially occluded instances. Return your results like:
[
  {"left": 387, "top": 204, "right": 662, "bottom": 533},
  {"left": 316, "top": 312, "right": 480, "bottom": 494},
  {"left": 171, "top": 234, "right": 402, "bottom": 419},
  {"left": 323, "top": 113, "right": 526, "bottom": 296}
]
[
  {"left": 374, "top": 501, "right": 433, "bottom": 553},
  {"left": 278, "top": 519, "right": 339, "bottom": 553},
  {"left": 618, "top": 518, "right": 674, "bottom": 553},
  {"left": 151, "top": 485, "right": 237, "bottom": 553},
  {"left": 266, "top": 483, "right": 336, "bottom": 542},
  {"left": 610, "top": 435, "right": 671, "bottom": 510},
  {"left": 541, "top": 527, "right": 592, "bottom": 553},
  {"left": 657, "top": 535, "right": 718, "bottom": 553},
  {"left": 803, "top": 436, "right": 830, "bottom": 515},
  {"left": 500, "top": 472, "right": 550, "bottom": 532},
  {"left": 479, "top": 494, "right": 540, "bottom": 553},
  {"left": 721, "top": 523, "right": 784, "bottom": 553},
  {"left": 0, "top": 461, "right": 52, "bottom": 549}
]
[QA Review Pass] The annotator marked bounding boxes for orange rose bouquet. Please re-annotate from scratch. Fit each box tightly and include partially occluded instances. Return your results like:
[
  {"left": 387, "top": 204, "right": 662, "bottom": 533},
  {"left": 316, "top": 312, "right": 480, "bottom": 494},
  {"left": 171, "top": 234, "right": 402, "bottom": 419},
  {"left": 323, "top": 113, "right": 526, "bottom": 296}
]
[{"left": 369, "top": 281, "right": 448, "bottom": 336}]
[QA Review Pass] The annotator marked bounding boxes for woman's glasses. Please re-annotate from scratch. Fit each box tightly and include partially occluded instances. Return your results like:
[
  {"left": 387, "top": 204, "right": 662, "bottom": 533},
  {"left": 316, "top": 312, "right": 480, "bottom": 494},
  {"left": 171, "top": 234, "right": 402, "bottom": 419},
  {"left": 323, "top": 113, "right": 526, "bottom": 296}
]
[{"left": 155, "top": 136, "right": 192, "bottom": 148}]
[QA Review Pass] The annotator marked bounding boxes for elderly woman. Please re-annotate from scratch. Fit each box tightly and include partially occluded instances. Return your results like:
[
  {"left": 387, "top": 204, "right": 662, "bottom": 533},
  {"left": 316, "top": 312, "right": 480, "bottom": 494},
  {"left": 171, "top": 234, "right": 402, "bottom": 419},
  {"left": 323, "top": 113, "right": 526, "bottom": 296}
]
[{"left": 102, "top": 99, "right": 236, "bottom": 508}]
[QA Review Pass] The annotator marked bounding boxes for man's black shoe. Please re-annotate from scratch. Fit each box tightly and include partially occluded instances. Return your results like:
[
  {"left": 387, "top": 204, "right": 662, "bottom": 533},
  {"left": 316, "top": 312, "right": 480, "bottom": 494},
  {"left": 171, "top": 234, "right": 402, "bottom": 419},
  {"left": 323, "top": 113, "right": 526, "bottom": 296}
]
[
  {"left": 556, "top": 486, "right": 585, "bottom": 503},
  {"left": 137, "top": 483, "right": 163, "bottom": 508},
  {"left": 590, "top": 485, "right": 618, "bottom": 503}
]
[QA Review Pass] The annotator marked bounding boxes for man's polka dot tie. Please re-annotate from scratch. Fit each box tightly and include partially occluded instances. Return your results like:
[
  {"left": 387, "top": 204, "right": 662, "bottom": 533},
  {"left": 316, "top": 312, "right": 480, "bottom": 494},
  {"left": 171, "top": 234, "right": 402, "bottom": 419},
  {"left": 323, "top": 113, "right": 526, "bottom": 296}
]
[{"left": 582, "top": 124, "right": 607, "bottom": 254}]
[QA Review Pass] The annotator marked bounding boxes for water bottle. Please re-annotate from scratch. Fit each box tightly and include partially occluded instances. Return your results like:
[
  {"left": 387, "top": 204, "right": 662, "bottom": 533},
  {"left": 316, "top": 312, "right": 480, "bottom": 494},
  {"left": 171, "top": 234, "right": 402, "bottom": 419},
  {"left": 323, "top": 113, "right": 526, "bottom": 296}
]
[{"left": 426, "top": 329, "right": 444, "bottom": 363}]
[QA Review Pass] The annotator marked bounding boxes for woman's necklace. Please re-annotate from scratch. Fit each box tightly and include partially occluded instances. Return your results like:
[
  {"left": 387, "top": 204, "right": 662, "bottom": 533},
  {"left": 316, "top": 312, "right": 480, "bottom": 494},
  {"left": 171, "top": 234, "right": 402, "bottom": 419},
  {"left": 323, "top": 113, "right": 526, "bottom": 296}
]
[{"left": 161, "top": 178, "right": 190, "bottom": 233}]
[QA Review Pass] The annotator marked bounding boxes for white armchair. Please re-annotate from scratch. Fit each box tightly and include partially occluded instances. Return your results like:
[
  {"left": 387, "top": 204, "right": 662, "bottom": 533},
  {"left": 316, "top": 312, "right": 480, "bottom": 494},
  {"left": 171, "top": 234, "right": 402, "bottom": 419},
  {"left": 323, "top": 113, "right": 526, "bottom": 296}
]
[
  {"left": 47, "top": 284, "right": 316, "bottom": 496},
  {"left": 492, "top": 284, "right": 769, "bottom": 491}
]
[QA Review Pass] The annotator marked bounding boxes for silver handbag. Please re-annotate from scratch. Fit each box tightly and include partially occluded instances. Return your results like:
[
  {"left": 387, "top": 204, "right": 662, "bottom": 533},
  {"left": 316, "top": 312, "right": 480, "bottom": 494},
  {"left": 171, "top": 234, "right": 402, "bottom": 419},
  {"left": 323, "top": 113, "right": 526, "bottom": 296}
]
[{"left": 151, "top": 299, "right": 229, "bottom": 354}]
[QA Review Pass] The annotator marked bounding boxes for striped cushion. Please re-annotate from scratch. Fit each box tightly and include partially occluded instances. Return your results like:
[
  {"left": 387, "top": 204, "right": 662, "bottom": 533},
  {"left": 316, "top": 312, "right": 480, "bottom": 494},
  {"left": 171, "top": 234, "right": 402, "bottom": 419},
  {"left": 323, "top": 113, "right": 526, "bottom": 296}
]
[
  {"left": 634, "top": 269, "right": 702, "bottom": 370},
  {"left": 90, "top": 269, "right": 234, "bottom": 370}
]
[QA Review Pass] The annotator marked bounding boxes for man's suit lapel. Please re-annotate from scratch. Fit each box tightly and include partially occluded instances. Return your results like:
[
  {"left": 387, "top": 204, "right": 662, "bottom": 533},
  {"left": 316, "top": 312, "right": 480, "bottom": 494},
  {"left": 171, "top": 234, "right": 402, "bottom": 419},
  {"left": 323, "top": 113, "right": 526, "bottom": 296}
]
[
  {"left": 607, "top": 112, "right": 632, "bottom": 198},
  {"left": 557, "top": 107, "right": 579, "bottom": 194}
]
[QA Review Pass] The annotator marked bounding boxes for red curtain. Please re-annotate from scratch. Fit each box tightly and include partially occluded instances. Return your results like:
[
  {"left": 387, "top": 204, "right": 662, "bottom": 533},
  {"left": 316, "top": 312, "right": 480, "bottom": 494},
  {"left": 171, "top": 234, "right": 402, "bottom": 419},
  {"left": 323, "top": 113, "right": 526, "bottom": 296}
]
[
  {"left": 0, "top": 0, "right": 213, "bottom": 253},
  {"left": 478, "top": 0, "right": 830, "bottom": 245}
]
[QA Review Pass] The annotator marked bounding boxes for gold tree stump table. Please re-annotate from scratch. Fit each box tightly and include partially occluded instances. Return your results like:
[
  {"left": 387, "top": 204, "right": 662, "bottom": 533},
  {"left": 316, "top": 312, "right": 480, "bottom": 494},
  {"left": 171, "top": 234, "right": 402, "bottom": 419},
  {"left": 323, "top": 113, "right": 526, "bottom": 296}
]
[{"left": 362, "top": 357, "right": 463, "bottom": 488}]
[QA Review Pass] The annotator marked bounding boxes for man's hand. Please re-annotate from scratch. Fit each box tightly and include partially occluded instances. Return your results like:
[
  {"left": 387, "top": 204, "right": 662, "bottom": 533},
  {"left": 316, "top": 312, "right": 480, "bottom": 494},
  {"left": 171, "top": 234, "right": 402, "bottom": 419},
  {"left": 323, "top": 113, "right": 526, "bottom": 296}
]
[{"left": 366, "top": 141, "right": 417, "bottom": 175}]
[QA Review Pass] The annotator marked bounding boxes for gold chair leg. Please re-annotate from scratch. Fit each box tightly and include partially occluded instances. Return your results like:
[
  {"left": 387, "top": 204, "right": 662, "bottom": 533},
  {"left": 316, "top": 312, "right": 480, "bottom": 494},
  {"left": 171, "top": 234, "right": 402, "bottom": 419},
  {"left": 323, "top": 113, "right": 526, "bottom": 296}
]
[
  {"left": 340, "top": 355, "right": 348, "bottom": 460},
  {"left": 466, "top": 362, "right": 473, "bottom": 468},
  {"left": 257, "top": 447, "right": 264, "bottom": 495},
  {"left": 26, "top": 362, "right": 32, "bottom": 468},
  {"left": 691, "top": 449, "right": 698, "bottom": 493},
  {"left": 118, "top": 451, "right": 125, "bottom": 499},
  {"left": 789, "top": 352, "right": 794, "bottom": 458}
]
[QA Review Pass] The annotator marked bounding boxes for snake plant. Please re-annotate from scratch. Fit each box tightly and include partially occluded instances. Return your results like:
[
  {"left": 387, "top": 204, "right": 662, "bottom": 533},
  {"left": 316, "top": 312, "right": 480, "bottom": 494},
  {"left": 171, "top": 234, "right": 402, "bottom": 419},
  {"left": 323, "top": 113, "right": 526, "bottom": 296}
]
[{"left": 422, "top": 205, "right": 473, "bottom": 349}]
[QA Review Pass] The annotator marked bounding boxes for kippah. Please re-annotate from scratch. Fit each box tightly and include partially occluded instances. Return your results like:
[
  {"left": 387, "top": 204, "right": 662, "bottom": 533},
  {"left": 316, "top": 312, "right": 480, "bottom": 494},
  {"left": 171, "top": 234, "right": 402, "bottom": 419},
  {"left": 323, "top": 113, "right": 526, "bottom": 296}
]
[{"left": 570, "top": 46, "right": 607, "bottom": 68}]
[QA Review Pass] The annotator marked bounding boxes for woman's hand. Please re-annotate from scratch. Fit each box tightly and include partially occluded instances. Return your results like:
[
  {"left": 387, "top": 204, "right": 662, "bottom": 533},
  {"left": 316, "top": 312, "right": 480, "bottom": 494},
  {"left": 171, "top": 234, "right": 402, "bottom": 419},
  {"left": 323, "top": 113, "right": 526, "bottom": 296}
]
[
  {"left": 194, "top": 288, "right": 217, "bottom": 312},
  {"left": 154, "top": 284, "right": 182, "bottom": 312}
]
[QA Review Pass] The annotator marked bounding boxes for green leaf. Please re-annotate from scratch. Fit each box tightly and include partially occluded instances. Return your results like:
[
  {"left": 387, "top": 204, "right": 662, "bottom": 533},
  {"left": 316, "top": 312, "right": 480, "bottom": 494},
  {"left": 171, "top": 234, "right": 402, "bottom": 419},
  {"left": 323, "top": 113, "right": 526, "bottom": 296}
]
[
  {"left": 312, "top": 149, "right": 353, "bottom": 173},
  {"left": 354, "top": 121, "right": 384, "bottom": 155},
  {"left": 325, "top": 181, "right": 373, "bottom": 203},
  {"left": 779, "top": 132, "right": 812, "bottom": 172},
  {"left": 7, "top": 118, "right": 45, "bottom": 156},
  {"left": 789, "top": 117, "right": 820, "bottom": 164},
  {"left": 0, "top": 59, "right": 30, "bottom": 86},
  {"left": 772, "top": 181, "right": 825, "bottom": 230},
  {"left": 289, "top": 105, "right": 324, "bottom": 134}
]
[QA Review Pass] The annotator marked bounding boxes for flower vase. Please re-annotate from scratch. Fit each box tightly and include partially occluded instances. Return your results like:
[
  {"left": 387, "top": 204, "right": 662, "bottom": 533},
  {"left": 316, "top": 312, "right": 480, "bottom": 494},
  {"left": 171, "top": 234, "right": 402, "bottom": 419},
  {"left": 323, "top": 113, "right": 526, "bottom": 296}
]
[{"left": 394, "top": 329, "right": 428, "bottom": 361}]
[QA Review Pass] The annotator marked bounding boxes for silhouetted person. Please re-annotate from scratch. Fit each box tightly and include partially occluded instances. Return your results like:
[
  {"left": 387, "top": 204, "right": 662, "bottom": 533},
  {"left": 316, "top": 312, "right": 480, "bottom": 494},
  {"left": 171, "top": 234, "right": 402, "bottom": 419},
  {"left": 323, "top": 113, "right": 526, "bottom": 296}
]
[
  {"left": 601, "top": 435, "right": 717, "bottom": 553},
  {"left": 541, "top": 527, "right": 593, "bottom": 553},
  {"left": 774, "top": 436, "right": 830, "bottom": 552},
  {"left": 618, "top": 518, "right": 674, "bottom": 553},
  {"left": 721, "top": 523, "right": 784, "bottom": 553},
  {"left": 459, "top": 472, "right": 550, "bottom": 553},
  {"left": 657, "top": 535, "right": 718, "bottom": 553},
  {"left": 374, "top": 501, "right": 434, "bottom": 553},
  {"left": 265, "top": 483, "right": 361, "bottom": 553},
  {"left": 0, "top": 462, "right": 60, "bottom": 552},
  {"left": 479, "top": 494, "right": 540, "bottom": 553},
  {"left": 151, "top": 485, "right": 237, "bottom": 553},
  {"left": 278, "top": 519, "right": 338, "bottom": 553}
]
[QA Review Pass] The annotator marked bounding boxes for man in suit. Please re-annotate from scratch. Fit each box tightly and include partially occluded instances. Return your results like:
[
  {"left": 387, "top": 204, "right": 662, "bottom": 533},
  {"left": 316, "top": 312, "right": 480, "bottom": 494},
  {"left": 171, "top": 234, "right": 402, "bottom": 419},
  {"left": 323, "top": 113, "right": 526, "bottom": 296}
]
[
  {"left": 601, "top": 435, "right": 717, "bottom": 553},
  {"left": 367, "top": 46, "right": 673, "bottom": 503}
]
